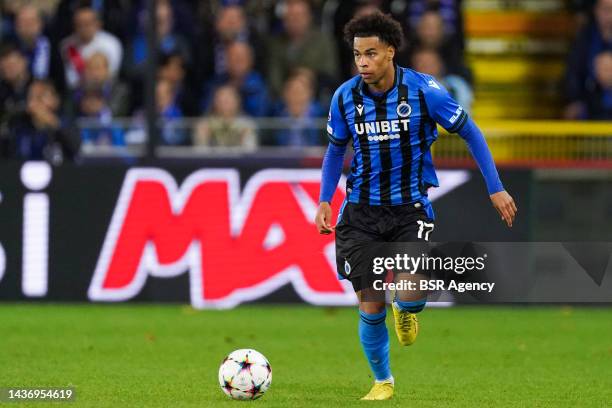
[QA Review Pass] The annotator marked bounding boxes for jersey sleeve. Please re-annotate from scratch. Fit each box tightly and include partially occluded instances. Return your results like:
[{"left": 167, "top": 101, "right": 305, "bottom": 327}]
[
  {"left": 326, "top": 88, "right": 351, "bottom": 146},
  {"left": 422, "top": 76, "right": 469, "bottom": 134}
]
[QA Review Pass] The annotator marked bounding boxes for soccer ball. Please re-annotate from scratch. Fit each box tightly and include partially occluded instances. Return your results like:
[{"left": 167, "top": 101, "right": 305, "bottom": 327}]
[{"left": 218, "top": 349, "right": 272, "bottom": 400}]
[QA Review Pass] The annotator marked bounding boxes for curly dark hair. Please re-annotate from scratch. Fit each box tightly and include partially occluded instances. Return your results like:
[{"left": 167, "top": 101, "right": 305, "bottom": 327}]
[{"left": 343, "top": 11, "right": 404, "bottom": 50}]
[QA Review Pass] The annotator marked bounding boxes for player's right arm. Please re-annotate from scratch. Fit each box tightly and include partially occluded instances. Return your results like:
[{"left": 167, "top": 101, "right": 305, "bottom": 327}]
[{"left": 315, "top": 89, "right": 351, "bottom": 234}]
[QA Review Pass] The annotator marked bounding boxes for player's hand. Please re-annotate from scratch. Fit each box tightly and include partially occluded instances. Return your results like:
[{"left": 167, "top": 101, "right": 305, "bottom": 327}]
[
  {"left": 490, "top": 191, "right": 517, "bottom": 228},
  {"left": 315, "top": 202, "right": 335, "bottom": 234}
]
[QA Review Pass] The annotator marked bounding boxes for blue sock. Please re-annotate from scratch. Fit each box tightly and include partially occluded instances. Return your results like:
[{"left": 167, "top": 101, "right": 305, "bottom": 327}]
[
  {"left": 393, "top": 298, "right": 427, "bottom": 313},
  {"left": 358, "top": 310, "right": 391, "bottom": 381}
]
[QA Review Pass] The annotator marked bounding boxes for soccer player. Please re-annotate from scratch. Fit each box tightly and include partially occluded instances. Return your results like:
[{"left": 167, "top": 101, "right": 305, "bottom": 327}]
[{"left": 314, "top": 12, "right": 517, "bottom": 400}]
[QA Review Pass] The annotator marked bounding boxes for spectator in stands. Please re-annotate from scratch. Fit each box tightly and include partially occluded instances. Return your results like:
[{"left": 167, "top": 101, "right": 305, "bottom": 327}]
[
  {"left": 125, "top": 0, "right": 198, "bottom": 49},
  {"left": 587, "top": 51, "right": 612, "bottom": 118},
  {"left": 156, "top": 78, "right": 189, "bottom": 145},
  {"left": 266, "top": 0, "right": 339, "bottom": 98},
  {"left": 158, "top": 52, "right": 184, "bottom": 88},
  {"left": 201, "top": 41, "right": 269, "bottom": 117},
  {"left": 125, "top": 0, "right": 191, "bottom": 80},
  {"left": 398, "top": 8, "right": 471, "bottom": 83},
  {"left": 0, "top": 44, "right": 31, "bottom": 125},
  {"left": 197, "top": 4, "right": 264, "bottom": 82},
  {"left": 1, "top": 0, "right": 20, "bottom": 38},
  {"left": 3, "top": 80, "right": 79, "bottom": 162},
  {"left": 195, "top": 84, "right": 257, "bottom": 149},
  {"left": 570, "top": 0, "right": 599, "bottom": 28},
  {"left": 563, "top": 0, "right": 612, "bottom": 119},
  {"left": 157, "top": 51, "right": 198, "bottom": 116},
  {"left": 411, "top": 47, "right": 473, "bottom": 111},
  {"left": 155, "top": 0, "right": 191, "bottom": 62},
  {"left": 273, "top": 68, "right": 325, "bottom": 147},
  {"left": 399, "top": 0, "right": 464, "bottom": 48},
  {"left": 125, "top": 78, "right": 188, "bottom": 146},
  {"left": 51, "top": 0, "right": 132, "bottom": 46},
  {"left": 77, "top": 84, "right": 124, "bottom": 146},
  {"left": 80, "top": 52, "right": 129, "bottom": 116},
  {"left": 60, "top": 5, "right": 122, "bottom": 89},
  {"left": 213, "top": 4, "right": 249, "bottom": 75},
  {"left": 9, "top": 4, "right": 51, "bottom": 79}
]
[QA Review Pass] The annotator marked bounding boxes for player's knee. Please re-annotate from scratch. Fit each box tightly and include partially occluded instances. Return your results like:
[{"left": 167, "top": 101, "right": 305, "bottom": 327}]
[
  {"left": 394, "top": 298, "right": 426, "bottom": 313},
  {"left": 359, "top": 301, "right": 386, "bottom": 315}
]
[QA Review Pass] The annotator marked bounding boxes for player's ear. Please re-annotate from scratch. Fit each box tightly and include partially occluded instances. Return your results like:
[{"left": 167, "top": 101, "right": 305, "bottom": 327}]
[{"left": 387, "top": 46, "right": 395, "bottom": 61}]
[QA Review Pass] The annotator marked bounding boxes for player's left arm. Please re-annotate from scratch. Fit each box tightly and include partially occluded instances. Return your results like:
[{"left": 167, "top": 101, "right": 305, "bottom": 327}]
[
  {"left": 423, "top": 78, "right": 517, "bottom": 227},
  {"left": 457, "top": 118, "right": 517, "bottom": 227}
]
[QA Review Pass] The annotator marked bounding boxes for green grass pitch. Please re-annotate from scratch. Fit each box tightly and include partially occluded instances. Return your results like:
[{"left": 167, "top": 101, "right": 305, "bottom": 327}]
[{"left": 1, "top": 304, "right": 611, "bottom": 407}]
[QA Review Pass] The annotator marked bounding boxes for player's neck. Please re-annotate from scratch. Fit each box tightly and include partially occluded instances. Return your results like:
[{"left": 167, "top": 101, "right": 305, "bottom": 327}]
[{"left": 367, "top": 64, "right": 396, "bottom": 94}]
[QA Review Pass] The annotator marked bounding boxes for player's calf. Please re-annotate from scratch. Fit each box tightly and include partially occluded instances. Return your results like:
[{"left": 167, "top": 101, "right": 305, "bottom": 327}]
[{"left": 391, "top": 298, "right": 425, "bottom": 346}]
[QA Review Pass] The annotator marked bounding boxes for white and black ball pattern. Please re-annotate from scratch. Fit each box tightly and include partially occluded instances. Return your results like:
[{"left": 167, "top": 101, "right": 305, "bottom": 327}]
[{"left": 218, "top": 349, "right": 272, "bottom": 400}]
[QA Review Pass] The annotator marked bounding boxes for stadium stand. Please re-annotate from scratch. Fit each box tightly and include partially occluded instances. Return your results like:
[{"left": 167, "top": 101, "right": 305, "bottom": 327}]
[{"left": 463, "top": 0, "right": 576, "bottom": 120}]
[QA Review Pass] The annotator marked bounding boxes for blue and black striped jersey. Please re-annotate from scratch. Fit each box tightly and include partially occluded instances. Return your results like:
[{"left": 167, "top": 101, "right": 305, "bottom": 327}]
[{"left": 327, "top": 65, "right": 468, "bottom": 206}]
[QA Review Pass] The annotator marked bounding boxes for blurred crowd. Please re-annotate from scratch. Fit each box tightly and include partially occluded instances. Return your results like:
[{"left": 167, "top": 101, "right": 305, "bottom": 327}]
[
  {"left": 0, "top": 0, "right": 609, "bottom": 162},
  {"left": 563, "top": 0, "right": 612, "bottom": 120},
  {"left": 0, "top": 0, "right": 473, "bottom": 161}
]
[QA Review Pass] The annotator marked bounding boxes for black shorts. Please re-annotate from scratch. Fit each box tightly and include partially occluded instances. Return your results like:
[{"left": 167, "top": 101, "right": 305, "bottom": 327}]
[{"left": 335, "top": 201, "right": 435, "bottom": 292}]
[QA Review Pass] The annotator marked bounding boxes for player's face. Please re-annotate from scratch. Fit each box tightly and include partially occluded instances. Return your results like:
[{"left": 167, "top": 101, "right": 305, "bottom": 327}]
[{"left": 353, "top": 36, "right": 395, "bottom": 85}]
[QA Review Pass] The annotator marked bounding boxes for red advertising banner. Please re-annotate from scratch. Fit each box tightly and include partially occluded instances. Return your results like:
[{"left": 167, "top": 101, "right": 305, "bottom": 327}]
[{"left": 0, "top": 162, "right": 532, "bottom": 307}]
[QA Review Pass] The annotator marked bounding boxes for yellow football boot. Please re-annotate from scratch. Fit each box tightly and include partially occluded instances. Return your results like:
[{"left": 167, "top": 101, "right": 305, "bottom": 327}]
[
  {"left": 360, "top": 380, "right": 394, "bottom": 400},
  {"left": 392, "top": 303, "right": 419, "bottom": 346}
]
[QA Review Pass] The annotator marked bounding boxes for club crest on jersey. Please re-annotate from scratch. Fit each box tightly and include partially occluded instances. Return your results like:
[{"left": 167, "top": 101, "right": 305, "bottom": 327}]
[
  {"left": 356, "top": 104, "right": 364, "bottom": 116},
  {"left": 397, "top": 101, "right": 412, "bottom": 118}
]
